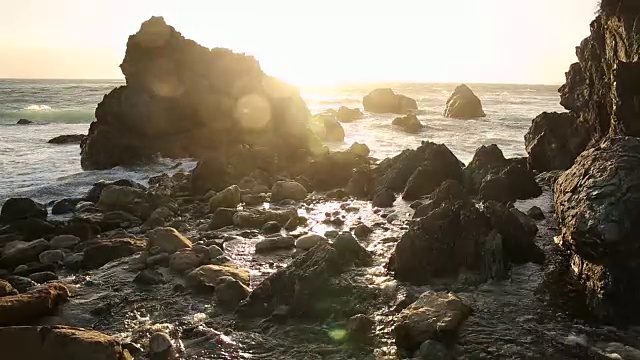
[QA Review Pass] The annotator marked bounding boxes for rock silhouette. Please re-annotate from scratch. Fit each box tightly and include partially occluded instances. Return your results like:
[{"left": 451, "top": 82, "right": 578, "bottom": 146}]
[{"left": 81, "top": 17, "right": 317, "bottom": 170}]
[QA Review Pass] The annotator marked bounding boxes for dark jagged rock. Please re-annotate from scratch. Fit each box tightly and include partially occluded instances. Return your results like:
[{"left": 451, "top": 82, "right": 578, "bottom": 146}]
[
  {"left": 443, "top": 84, "right": 486, "bottom": 119},
  {"left": 363, "top": 88, "right": 417, "bottom": 114},
  {"left": 559, "top": 3, "right": 640, "bottom": 144},
  {"left": 524, "top": 112, "right": 589, "bottom": 172},
  {"left": 237, "top": 243, "right": 343, "bottom": 318},
  {"left": 0, "top": 198, "right": 47, "bottom": 224},
  {"left": 7, "top": 219, "right": 57, "bottom": 241},
  {"left": 392, "top": 114, "right": 424, "bottom": 134},
  {"left": 0, "top": 325, "right": 132, "bottom": 359},
  {"left": 376, "top": 141, "right": 463, "bottom": 196},
  {"left": 463, "top": 144, "right": 508, "bottom": 191},
  {"left": 554, "top": 137, "right": 640, "bottom": 321},
  {"left": 81, "top": 16, "right": 315, "bottom": 170},
  {"left": 336, "top": 106, "right": 363, "bottom": 122},
  {"left": 16, "top": 119, "right": 33, "bottom": 125},
  {"left": 346, "top": 166, "right": 374, "bottom": 198},
  {"left": 413, "top": 180, "right": 467, "bottom": 219},
  {"left": 372, "top": 188, "right": 396, "bottom": 208},
  {"left": 482, "top": 202, "right": 544, "bottom": 265},
  {"left": 392, "top": 200, "right": 501, "bottom": 285},
  {"left": 402, "top": 144, "right": 463, "bottom": 201},
  {"left": 479, "top": 164, "right": 542, "bottom": 203},
  {"left": 48, "top": 134, "right": 86, "bottom": 144},
  {"left": 304, "top": 151, "right": 369, "bottom": 191}
]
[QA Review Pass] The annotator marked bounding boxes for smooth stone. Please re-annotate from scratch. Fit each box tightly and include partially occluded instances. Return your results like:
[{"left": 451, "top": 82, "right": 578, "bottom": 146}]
[
  {"left": 214, "top": 276, "right": 251, "bottom": 309},
  {"left": 169, "top": 249, "right": 200, "bottom": 273},
  {"left": 271, "top": 181, "right": 308, "bottom": 202},
  {"left": 38, "top": 250, "right": 66, "bottom": 265},
  {"left": 28, "top": 271, "right": 59, "bottom": 284},
  {"left": 208, "top": 245, "right": 224, "bottom": 259},
  {"left": 416, "top": 340, "right": 453, "bottom": 360},
  {"left": 147, "top": 227, "right": 192, "bottom": 254},
  {"left": 186, "top": 265, "right": 250, "bottom": 291},
  {"left": 209, "top": 185, "right": 241, "bottom": 212},
  {"left": 1, "top": 239, "right": 50, "bottom": 267},
  {"left": 149, "top": 332, "right": 173, "bottom": 353},
  {"left": 5, "top": 276, "right": 38, "bottom": 293},
  {"left": 295, "top": 234, "right": 328, "bottom": 250},
  {"left": 134, "top": 269, "right": 165, "bottom": 285},
  {"left": 353, "top": 224, "right": 373, "bottom": 239},
  {"left": 146, "top": 253, "right": 170, "bottom": 267},
  {"left": 261, "top": 221, "right": 282, "bottom": 234},
  {"left": 49, "top": 235, "right": 81, "bottom": 250},
  {"left": 255, "top": 236, "right": 295, "bottom": 253}
]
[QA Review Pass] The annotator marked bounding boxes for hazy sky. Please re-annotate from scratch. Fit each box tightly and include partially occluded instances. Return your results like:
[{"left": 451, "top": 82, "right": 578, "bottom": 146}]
[{"left": 0, "top": 0, "right": 598, "bottom": 86}]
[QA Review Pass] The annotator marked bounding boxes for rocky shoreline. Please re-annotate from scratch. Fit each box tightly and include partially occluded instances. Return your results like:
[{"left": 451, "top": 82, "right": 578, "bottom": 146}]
[{"left": 2, "top": 2, "right": 640, "bottom": 359}]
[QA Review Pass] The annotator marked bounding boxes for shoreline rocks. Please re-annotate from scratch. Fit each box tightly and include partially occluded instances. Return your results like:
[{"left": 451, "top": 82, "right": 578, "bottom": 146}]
[
  {"left": 48, "top": 134, "right": 87, "bottom": 144},
  {"left": 392, "top": 114, "right": 424, "bottom": 134}
]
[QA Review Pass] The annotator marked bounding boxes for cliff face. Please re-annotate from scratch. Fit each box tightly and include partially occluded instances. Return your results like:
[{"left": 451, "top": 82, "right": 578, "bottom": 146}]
[
  {"left": 82, "top": 17, "right": 315, "bottom": 170},
  {"left": 560, "top": 7, "right": 640, "bottom": 144}
]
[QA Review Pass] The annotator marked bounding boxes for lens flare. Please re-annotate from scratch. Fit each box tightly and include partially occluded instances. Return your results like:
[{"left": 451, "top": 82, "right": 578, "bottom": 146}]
[{"left": 235, "top": 94, "right": 272, "bottom": 130}]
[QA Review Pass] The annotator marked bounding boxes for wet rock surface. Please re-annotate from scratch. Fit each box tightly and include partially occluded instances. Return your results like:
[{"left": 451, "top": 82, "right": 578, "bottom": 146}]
[{"left": 555, "top": 137, "right": 640, "bottom": 322}]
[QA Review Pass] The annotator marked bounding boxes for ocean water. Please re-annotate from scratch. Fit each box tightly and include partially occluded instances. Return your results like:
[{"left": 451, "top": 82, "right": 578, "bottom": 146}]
[{"left": 0, "top": 79, "right": 563, "bottom": 205}]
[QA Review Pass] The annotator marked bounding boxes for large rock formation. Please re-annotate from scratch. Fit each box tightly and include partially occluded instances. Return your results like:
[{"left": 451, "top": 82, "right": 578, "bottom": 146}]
[
  {"left": 558, "top": 2, "right": 640, "bottom": 144},
  {"left": 443, "top": 84, "right": 485, "bottom": 119},
  {"left": 554, "top": 137, "right": 640, "bottom": 322},
  {"left": 524, "top": 112, "right": 589, "bottom": 172},
  {"left": 362, "top": 88, "right": 417, "bottom": 114},
  {"left": 81, "top": 17, "right": 316, "bottom": 170}
]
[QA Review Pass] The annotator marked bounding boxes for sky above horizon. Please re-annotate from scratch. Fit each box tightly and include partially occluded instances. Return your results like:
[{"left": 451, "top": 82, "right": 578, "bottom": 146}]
[{"left": 0, "top": 0, "right": 599, "bottom": 86}]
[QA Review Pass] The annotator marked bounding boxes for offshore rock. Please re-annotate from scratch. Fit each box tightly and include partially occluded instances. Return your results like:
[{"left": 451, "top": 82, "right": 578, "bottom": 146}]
[
  {"left": 363, "top": 88, "right": 417, "bottom": 114},
  {"left": 392, "top": 114, "right": 424, "bottom": 134},
  {"left": 524, "top": 112, "right": 589, "bottom": 172},
  {"left": 81, "top": 16, "right": 314, "bottom": 170},
  {"left": 336, "top": 106, "right": 363, "bottom": 122},
  {"left": 554, "top": 137, "right": 640, "bottom": 321},
  {"left": 443, "top": 84, "right": 485, "bottom": 119}
]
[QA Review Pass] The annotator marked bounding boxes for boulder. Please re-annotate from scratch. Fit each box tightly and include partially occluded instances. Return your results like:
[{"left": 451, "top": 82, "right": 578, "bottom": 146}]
[
  {"left": 443, "top": 84, "right": 485, "bottom": 119},
  {"left": 38, "top": 250, "right": 65, "bottom": 265},
  {"left": 524, "top": 112, "right": 589, "bottom": 172},
  {"left": 346, "top": 314, "right": 375, "bottom": 343},
  {"left": 72, "top": 210, "right": 141, "bottom": 232},
  {"left": 209, "top": 185, "right": 241, "bottom": 212},
  {"left": 28, "top": 271, "right": 59, "bottom": 284},
  {"left": 402, "top": 144, "right": 464, "bottom": 201},
  {"left": 295, "top": 234, "right": 328, "bottom": 250},
  {"left": 209, "top": 208, "right": 237, "bottom": 230},
  {"left": 5, "top": 276, "right": 38, "bottom": 293},
  {"left": 0, "top": 239, "right": 50, "bottom": 268},
  {"left": 169, "top": 249, "right": 203, "bottom": 273},
  {"left": 310, "top": 114, "right": 345, "bottom": 142},
  {"left": 463, "top": 144, "right": 508, "bottom": 190},
  {"left": 348, "top": 142, "right": 370, "bottom": 157},
  {"left": 271, "top": 181, "right": 308, "bottom": 202},
  {"left": 527, "top": 206, "right": 545, "bottom": 220},
  {"left": 394, "top": 291, "right": 472, "bottom": 352},
  {"left": 81, "top": 17, "right": 314, "bottom": 170},
  {"left": 336, "top": 106, "right": 363, "bottom": 122},
  {"left": 0, "top": 198, "right": 47, "bottom": 224},
  {"left": 49, "top": 235, "right": 81, "bottom": 250},
  {"left": 186, "top": 265, "right": 250, "bottom": 291},
  {"left": 392, "top": 200, "right": 505, "bottom": 285},
  {"left": 0, "top": 283, "right": 70, "bottom": 326},
  {"left": 97, "top": 185, "right": 151, "bottom": 219},
  {"left": 363, "top": 88, "right": 418, "bottom": 114},
  {"left": 6, "top": 218, "right": 57, "bottom": 241},
  {"left": 304, "top": 150, "right": 369, "bottom": 191},
  {"left": 554, "top": 137, "right": 640, "bottom": 321},
  {"left": 0, "top": 280, "right": 18, "bottom": 297},
  {"left": 47, "top": 134, "right": 86, "bottom": 144},
  {"left": 372, "top": 188, "right": 396, "bottom": 208},
  {"left": 51, "top": 198, "right": 82, "bottom": 215},
  {"left": 82, "top": 238, "right": 146, "bottom": 270},
  {"left": 16, "top": 119, "right": 33, "bottom": 125},
  {"left": 0, "top": 325, "right": 132, "bottom": 360},
  {"left": 261, "top": 221, "right": 281, "bottom": 234},
  {"left": 85, "top": 179, "right": 145, "bottom": 203},
  {"left": 147, "top": 227, "right": 192, "bottom": 254},
  {"left": 332, "top": 232, "right": 372, "bottom": 267},
  {"left": 478, "top": 164, "right": 542, "bottom": 203},
  {"left": 237, "top": 243, "right": 343, "bottom": 317},
  {"left": 413, "top": 180, "right": 467, "bottom": 219},
  {"left": 214, "top": 276, "right": 251, "bottom": 309},
  {"left": 233, "top": 208, "right": 298, "bottom": 229},
  {"left": 134, "top": 269, "right": 165, "bottom": 286},
  {"left": 392, "top": 114, "right": 424, "bottom": 134},
  {"left": 255, "top": 236, "right": 295, "bottom": 253}
]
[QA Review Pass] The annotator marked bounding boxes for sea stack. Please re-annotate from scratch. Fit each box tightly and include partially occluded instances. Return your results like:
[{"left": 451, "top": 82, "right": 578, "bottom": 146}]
[
  {"left": 362, "top": 88, "right": 417, "bottom": 114},
  {"left": 81, "top": 17, "right": 317, "bottom": 170},
  {"left": 443, "top": 84, "right": 486, "bottom": 119},
  {"left": 552, "top": 0, "right": 640, "bottom": 322}
]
